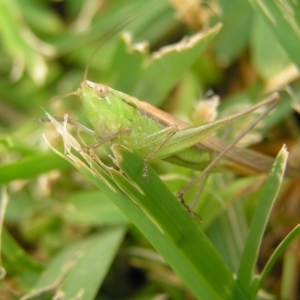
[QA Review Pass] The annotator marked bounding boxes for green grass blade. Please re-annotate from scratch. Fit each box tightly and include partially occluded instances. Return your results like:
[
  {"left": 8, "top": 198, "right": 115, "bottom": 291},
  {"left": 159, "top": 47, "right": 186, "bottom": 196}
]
[
  {"left": 0, "top": 152, "right": 70, "bottom": 184},
  {"left": 21, "top": 228, "right": 126, "bottom": 300},
  {"left": 136, "top": 24, "right": 222, "bottom": 106},
  {"left": 108, "top": 23, "right": 222, "bottom": 107},
  {"left": 0, "top": 0, "right": 53, "bottom": 83},
  {"left": 214, "top": 0, "right": 253, "bottom": 63},
  {"left": 249, "top": 0, "right": 300, "bottom": 70},
  {"left": 1, "top": 228, "right": 43, "bottom": 273},
  {"left": 253, "top": 224, "right": 300, "bottom": 295},
  {"left": 61, "top": 191, "right": 128, "bottom": 226},
  {"left": 109, "top": 146, "right": 246, "bottom": 300},
  {"left": 236, "top": 145, "right": 288, "bottom": 297}
]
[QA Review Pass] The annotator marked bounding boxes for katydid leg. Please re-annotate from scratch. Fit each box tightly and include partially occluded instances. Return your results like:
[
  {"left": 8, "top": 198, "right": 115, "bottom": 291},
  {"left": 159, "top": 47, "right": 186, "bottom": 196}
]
[
  {"left": 177, "top": 98, "right": 279, "bottom": 202},
  {"left": 37, "top": 116, "right": 131, "bottom": 153},
  {"left": 36, "top": 117, "right": 95, "bottom": 135},
  {"left": 80, "top": 127, "right": 131, "bottom": 152}
]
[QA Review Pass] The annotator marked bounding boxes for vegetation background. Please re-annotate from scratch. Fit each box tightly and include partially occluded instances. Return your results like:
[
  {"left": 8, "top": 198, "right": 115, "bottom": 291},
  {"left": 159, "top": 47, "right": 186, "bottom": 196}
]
[{"left": 0, "top": 0, "right": 300, "bottom": 299}]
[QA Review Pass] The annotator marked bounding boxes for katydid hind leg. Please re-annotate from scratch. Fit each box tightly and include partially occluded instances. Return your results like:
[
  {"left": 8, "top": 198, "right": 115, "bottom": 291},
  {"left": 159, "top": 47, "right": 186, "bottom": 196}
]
[
  {"left": 177, "top": 95, "right": 279, "bottom": 204},
  {"left": 190, "top": 172, "right": 209, "bottom": 210},
  {"left": 152, "top": 93, "right": 280, "bottom": 160}
]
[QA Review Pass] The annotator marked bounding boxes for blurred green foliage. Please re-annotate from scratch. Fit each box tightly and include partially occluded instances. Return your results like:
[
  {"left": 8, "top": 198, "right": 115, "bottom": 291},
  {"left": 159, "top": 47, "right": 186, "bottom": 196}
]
[{"left": 0, "top": 0, "right": 300, "bottom": 299}]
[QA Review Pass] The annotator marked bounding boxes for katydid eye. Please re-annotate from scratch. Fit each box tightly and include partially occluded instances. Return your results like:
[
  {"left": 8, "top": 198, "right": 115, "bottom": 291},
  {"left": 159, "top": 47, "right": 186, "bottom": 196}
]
[{"left": 95, "top": 84, "right": 109, "bottom": 98}]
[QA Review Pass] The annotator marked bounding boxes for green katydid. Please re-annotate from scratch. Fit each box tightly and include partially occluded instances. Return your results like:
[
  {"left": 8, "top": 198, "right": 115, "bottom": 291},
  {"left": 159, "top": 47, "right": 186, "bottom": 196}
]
[{"left": 40, "top": 80, "right": 299, "bottom": 197}]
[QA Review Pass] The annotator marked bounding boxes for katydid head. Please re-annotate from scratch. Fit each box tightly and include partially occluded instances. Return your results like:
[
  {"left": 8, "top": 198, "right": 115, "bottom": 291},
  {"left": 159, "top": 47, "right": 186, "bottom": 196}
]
[{"left": 80, "top": 80, "right": 137, "bottom": 138}]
